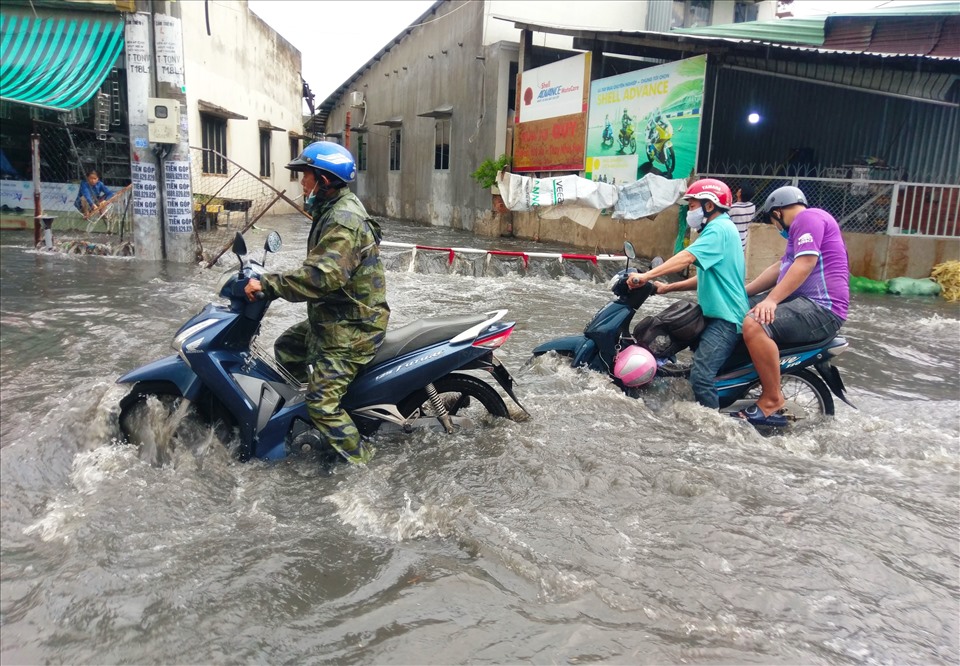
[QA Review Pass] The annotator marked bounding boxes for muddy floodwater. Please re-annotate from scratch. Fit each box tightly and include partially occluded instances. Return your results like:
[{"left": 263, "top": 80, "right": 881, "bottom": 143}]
[{"left": 2, "top": 216, "right": 958, "bottom": 664}]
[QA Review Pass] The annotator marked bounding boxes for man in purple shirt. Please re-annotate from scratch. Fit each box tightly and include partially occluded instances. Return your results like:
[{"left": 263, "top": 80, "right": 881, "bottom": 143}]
[{"left": 735, "top": 186, "right": 849, "bottom": 426}]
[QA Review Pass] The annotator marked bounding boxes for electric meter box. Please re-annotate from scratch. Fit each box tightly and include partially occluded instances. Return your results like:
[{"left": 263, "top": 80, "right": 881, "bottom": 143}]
[{"left": 147, "top": 98, "right": 180, "bottom": 144}]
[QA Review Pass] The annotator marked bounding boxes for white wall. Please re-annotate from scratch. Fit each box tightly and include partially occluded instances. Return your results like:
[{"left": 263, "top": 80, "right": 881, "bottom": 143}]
[
  {"left": 180, "top": 0, "right": 302, "bottom": 208},
  {"left": 483, "top": 0, "right": 650, "bottom": 48}
]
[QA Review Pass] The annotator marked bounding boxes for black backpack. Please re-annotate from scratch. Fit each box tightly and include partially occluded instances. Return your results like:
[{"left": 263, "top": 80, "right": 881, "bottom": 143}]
[{"left": 632, "top": 300, "right": 705, "bottom": 358}]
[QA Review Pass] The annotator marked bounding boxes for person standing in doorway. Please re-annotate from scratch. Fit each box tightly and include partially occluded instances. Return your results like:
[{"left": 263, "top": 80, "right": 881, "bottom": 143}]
[{"left": 728, "top": 182, "right": 756, "bottom": 252}]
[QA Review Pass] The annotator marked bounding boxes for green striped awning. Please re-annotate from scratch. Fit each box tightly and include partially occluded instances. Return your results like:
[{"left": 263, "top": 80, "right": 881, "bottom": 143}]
[{"left": 0, "top": 8, "right": 125, "bottom": 111}]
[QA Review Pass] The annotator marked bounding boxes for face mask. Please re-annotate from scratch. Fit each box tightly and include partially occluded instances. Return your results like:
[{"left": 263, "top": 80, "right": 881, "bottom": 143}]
[
  {"left": 304, "top": 183, "right": 319, "bottom": 208},
  {"left": 687, "top": 206, "right": 705, "bottom": 232},
  {"left": 772, "top": 212, "right": 789, "bottom": 239}
]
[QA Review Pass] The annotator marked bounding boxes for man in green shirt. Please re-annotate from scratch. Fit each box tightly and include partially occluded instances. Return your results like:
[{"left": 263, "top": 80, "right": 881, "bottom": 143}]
[{"left": 627, "top": 178, "right": 748, "bottom": 408}]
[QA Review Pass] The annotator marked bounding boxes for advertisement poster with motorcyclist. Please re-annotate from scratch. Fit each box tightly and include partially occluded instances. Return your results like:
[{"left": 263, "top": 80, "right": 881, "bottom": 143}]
[{"left": 585, "top": 54, "right": 706, "bottom": 186}]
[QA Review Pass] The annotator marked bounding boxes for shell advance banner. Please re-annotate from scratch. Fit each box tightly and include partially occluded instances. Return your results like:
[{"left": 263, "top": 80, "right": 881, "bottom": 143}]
[
  {"left": 585, "top": 54, "right": 707, "bottom": 186},
  {"left": 512, "top": 53, "right": 591, "bottom": 173}
]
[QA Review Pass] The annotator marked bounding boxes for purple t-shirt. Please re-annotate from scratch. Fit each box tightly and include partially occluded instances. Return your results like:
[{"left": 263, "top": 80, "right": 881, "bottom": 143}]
[{"left": 778, "top": 208, "right": 849, "bottom": 320}]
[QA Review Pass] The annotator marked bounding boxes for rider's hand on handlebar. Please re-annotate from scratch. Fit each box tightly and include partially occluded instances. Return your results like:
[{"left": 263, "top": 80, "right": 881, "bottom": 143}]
[
  {"left": 244, "top": 278, "right": 263, "bottom": 302},
  {"left": 626, "top": 272, "right": 649, "bottom": 290}
]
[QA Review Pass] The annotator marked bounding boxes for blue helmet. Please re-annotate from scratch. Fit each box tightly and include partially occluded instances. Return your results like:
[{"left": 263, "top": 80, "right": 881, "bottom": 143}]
[{"left": 286, "top": 141, "right": 356, "bottom": 184}]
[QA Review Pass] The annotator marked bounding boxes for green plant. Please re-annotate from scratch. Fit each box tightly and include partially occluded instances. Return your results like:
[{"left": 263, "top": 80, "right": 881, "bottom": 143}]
[{"left": 470, "top": 154, "right": 511, "bottom": 189}]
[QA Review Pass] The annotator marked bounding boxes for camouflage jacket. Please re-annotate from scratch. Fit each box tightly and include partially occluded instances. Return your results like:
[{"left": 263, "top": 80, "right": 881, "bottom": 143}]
[{"left": 260, "top": 188, "right": 390, "bottom": 355}]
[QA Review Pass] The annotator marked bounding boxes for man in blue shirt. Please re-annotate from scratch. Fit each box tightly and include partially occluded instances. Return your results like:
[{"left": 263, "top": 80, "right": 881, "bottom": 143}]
[
  {"left": 74, "top": 169, "right": 114, "bottom": 218},
  {"left": 627, "top": 178, "right": 748, "bottom": 408}
]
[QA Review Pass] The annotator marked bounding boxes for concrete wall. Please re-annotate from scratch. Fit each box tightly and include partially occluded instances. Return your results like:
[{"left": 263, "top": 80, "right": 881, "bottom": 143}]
[
  {"left": 329, "top": 1, "right": 495, "bottom": 233},
  {"left": 502, "top": 209, "right": 960, "bottom": 283},
  {"left": 180, "top": 0, "right": 302, "bottom": 213}
]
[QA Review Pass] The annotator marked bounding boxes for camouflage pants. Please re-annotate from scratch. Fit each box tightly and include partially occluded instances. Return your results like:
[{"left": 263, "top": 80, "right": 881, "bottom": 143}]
[{"left": 274, "top": 320, "right": 375, "bottom": 464}]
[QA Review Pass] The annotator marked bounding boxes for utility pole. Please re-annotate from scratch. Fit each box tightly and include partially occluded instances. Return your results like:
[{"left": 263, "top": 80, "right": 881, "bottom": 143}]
[
  {"left": 153, "top": 0, "right": 196, "bottom": 263},
  {"left": 125, "top": 6, "right": 162, "bottom": 260},
  {"left": 124, "top": 1, "right": 196, "bottom": 262}
]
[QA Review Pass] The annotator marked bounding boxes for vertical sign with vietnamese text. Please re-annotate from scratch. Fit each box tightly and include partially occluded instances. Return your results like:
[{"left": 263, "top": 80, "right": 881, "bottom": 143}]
[
  {"left": 512, "top": 53, "right": 590, "bottom": 173},
  {"left": 154, "top": 14, "right": 185, "bottom": 90},
  {"left": 163, "top": 161, "right": 193, "bottom": 233},
  {"left": 132, "top": 162, "right": 158, "bottom": 218}
]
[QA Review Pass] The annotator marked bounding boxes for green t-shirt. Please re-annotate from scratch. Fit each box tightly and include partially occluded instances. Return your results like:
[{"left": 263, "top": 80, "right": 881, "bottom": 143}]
[{"left": 686, "top": 213, "right": 748, "bottom": 331}]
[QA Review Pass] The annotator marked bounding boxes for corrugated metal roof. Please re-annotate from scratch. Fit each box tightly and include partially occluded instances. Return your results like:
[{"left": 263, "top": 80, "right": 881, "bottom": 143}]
[
  {"left": 672, "top": 18, "right": 825, "bottom": 46},
  {"left": 673, "top": 3, "right": 959, "bottom": 57}
]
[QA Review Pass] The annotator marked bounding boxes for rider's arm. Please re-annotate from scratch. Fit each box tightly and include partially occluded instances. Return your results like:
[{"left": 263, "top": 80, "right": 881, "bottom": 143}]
[
  {"left": 257, "top": 215, "right": 364, "bottom": 302},
  {"left": 762, "top": 255, "right": 817, "bottom": 305},
  {"left": 745, "top": 261, "right": 780, "bottom": 297},
  {"left": 658, "top": 275, "right": 697, "bottom": 293},
  {"left": 627, "top": 250, "right": 695, "bottom": 289}
]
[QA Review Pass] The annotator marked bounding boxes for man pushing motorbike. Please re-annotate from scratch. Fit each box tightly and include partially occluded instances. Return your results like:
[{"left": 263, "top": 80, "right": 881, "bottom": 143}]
[
  {"left": 244, "top": 141, "right": 390, "bottom": 464},
  {"left": 626, "top": 179, "right": 748, "bottom": 409}
]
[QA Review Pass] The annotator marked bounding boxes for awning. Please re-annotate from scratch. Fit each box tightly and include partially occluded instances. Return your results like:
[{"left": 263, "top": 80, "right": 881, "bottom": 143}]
[
  {"left": 417, "top": 104, "right": 453, "bottom": 118},
  {"left": 373, "top": 116, "right": 403, "bottom": 127},
  {"left": 258, "top": 120, "right": 285, "bottom": 131},
  {"left": 198, "top": 99, "right": 247, "bottom": 120},
  {"left": 0, "top": 7, "right": 125, "bottom": 111}
]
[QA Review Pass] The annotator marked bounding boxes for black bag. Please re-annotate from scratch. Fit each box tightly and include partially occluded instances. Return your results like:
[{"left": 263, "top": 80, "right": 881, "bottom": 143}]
[{"left": 632, "top": 300, "right": 705, "bottom": 357}]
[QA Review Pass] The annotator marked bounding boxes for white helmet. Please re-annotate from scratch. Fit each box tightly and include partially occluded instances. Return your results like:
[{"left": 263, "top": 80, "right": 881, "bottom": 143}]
[{"left": 613, "top": 345, "right": 657, "bottom": 388}]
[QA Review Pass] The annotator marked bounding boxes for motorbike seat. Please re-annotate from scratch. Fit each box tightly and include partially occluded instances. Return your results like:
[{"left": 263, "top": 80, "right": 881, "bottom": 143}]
[
  {"left": 369, "top": 314, "right": 490, "bottom": 367},
  {"left": 717, "top": 334, "right": 845, "bottom": 374}
]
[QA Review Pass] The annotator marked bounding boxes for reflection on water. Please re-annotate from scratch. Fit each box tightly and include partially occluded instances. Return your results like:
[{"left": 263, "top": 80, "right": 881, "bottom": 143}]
[{"left": 1, "top": 217, "right": 958, "bottom": 664}]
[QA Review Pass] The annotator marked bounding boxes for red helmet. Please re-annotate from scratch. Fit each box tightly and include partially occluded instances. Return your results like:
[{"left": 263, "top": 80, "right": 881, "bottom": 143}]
[{"left": 683, "top": 178, "right": 732, "bottom": 210}]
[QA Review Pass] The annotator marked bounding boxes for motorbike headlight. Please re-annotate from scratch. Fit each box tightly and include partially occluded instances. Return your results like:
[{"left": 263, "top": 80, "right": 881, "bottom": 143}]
[{"left": 171, "top": 318, "right": 219, "bottom": 352}]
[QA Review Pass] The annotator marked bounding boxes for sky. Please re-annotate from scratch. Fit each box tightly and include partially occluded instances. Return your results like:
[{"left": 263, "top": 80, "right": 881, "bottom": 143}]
[
  {"left": 247, "top": 0, "right": 952, "bottom": 113},
  {"left": 247, "top": 0, "right": 436, "bottom": 110}
]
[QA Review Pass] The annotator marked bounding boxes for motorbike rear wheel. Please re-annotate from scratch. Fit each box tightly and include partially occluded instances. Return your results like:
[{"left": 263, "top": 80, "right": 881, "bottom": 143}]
[
  {"left": 396, "top": 373, "right": 509, "bottom": 431},
  {"left": 118, "top": 381, "right": 235, "bottom": 464},
  {"left": 743, "top": 368, "right": 835, "bottom": 421}
]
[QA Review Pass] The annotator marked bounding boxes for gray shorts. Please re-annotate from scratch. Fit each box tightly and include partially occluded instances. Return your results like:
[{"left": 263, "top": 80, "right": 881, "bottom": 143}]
[{"left": 748, "top": 294, "right": 843, "bottom": 347}]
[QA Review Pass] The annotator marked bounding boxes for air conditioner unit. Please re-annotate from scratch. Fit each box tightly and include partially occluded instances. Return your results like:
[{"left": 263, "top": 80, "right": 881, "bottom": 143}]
[{"left": 348, "top": 91, "right": 365, "bottom": 108}]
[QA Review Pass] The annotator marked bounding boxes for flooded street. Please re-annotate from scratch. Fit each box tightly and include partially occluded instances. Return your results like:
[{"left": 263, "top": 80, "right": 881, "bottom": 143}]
[{"left": 2, "top": 216, "right": 958, "bottom": 665}]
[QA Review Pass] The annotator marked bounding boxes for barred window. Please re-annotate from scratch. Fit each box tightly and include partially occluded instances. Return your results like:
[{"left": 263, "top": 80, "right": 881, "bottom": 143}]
[
  {"left": 200, "top": 114, "right": 227, "bottom": 175},
  {"left": 389, "top": 128, "right": 401, "bottom": 171},
  {"left": 434, "top": 119, "right": 450, "bottom": 170},
  {"left": 259, "top": 130, "right": 271, "bottom": 178}
]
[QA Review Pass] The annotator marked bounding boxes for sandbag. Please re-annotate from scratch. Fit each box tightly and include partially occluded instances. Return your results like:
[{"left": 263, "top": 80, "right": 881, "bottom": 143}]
[
  {"left": 849, "top": 275, "right": 889, "bottom": 294},
  {"left": 886, "top": 276, "right": 942, "bottom": 297}
]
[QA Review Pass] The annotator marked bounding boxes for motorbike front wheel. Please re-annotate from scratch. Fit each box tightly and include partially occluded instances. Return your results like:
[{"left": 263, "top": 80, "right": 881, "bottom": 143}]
[
  {"left": 118, "top": 381, "right": 235, "bottom": 465},
  {"left": 743, "top": 368, "right": 835, "bottom": 422},
  {"left": 663, "top": 145, "right": 676, "bottom": 174},
  {"left": 396, "top": 373, "right": 509, "bottom": 431}
]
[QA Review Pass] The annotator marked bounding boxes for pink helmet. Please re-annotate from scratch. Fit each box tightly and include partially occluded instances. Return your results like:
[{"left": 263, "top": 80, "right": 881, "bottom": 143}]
[
  {"left": 683, "top": 178, "right": 732, "bottom": 210},
  {"left": 613, "top": 345, "right": 657, "bottom": 388}
]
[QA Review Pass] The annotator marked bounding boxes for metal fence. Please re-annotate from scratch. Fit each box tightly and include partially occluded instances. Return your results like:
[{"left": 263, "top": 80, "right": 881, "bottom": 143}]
[
  {"left": 33, "top": 118, "right": 130, "bottom": 187},
  {"left": 703, "top": 171, "right": 959, "bottom": 238},
  {"left": 189, "top": 146, "right": 304, "bottom": 266}
]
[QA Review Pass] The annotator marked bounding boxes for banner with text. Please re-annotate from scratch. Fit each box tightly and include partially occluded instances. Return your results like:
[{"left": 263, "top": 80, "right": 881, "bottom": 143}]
[
  {"left": 584, "top": 54, "right": 706, "bottom": 186},
  {"left": 512, "top": 52, "right": 590, "bottom": 173}
]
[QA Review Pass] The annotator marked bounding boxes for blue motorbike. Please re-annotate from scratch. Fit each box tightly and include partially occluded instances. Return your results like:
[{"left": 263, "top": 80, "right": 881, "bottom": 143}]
[
  {"left": 118, "top": 232, "right": 526, "bottom": 463},
  {"left": 529, "top": 242, "right": 855, "bottom": 424}
]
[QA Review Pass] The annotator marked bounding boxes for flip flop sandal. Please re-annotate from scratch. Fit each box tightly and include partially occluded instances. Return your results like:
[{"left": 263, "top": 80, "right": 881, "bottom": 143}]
[{"left": 730, "top": 402, "right": 788, "bottom": 428}]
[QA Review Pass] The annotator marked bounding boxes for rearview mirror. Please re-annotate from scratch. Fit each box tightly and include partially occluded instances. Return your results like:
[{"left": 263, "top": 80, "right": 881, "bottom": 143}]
[
  {"left": 264, "top": 231, "right": 282, "bottom": 253},
  {"left": 623, "top": 241, "right": 636, "bottom": 259},
  {"left": 232, "top": 232, "right": 247, "bottom": 257}
]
